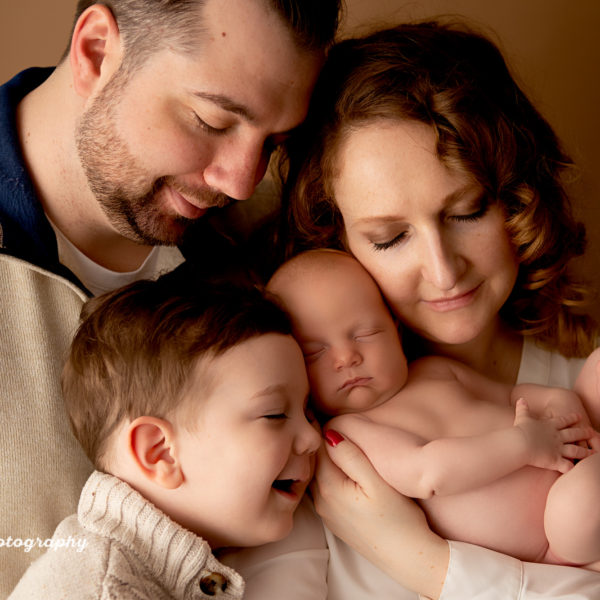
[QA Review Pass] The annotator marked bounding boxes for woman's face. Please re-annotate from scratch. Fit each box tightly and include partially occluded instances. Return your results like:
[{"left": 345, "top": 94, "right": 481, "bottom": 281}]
[{"left": 331, "top": 120, "right": 519, "bottom": 349}]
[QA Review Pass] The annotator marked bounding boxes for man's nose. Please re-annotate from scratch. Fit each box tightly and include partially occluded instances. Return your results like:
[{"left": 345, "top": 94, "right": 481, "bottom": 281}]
[{"left": 203, "top": 139, "right": 270, "bottom": 201}]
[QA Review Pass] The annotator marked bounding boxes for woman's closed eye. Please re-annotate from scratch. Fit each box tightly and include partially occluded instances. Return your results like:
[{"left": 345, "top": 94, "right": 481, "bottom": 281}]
[
  {"left": 371, "top": 231, "right": 408, "bottom": 252},
  {"left": 449, "top": 197, "right": 490, "bottom": 223}
]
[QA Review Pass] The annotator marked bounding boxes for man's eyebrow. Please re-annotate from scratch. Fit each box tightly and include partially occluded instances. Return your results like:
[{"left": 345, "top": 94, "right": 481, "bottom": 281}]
[{"left": 193, "top": 91, "right": 257, "bottom": 123}]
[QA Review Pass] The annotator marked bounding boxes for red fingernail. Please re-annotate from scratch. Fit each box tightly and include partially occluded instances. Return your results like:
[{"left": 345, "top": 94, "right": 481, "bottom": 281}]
[{"left": 324, "top": 430, "right": 344, "bottom": 447}]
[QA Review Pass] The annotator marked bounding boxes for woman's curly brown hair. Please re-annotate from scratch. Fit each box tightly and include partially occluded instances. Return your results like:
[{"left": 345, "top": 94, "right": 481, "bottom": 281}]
[{"left": 277, "top": 20, "right": 597, "bottom": 357}]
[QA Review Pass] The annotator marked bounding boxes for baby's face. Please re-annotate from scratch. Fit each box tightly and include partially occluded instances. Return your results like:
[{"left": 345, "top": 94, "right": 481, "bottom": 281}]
[
  {"left": 172, "top": 333, "right": 320, "bottom": 548},
  {"left": 277, "top": 258, "right": 408, "bottom": 416}
]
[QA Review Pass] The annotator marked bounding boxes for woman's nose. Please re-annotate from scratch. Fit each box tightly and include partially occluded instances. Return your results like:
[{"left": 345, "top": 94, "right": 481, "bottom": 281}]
[{"left": 420, "top": 232, "right": 465, "bottom": 291}]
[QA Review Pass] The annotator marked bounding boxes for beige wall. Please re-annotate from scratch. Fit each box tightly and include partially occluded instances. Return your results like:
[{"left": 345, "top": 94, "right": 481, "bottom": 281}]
[{"left": 1, "top": 1, "right": 599, "bottom": 310}]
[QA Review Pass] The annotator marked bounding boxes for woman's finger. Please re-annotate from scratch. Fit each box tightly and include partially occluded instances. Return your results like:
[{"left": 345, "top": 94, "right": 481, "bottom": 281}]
[{"left": 321, "top": 430, "right": 380, "bottom": 488}]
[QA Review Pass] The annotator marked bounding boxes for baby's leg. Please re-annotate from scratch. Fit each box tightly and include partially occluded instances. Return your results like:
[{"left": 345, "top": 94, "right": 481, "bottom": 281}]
[
  {"left": 573, "top": 347, "right": 600, "bottom": 430},
  {"left": 544, "top": 452, "right": 600, "bottom": 567}
]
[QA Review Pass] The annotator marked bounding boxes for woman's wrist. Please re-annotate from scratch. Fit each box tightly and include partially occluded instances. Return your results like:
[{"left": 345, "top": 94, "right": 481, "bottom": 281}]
[{"left": 393, "top": 525, "right": 449, "bottom": 600}]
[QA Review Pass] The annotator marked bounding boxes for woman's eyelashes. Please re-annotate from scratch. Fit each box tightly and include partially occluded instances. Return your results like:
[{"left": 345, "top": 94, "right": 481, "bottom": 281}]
[
  {"left": 372, "top": 232, "right": 407, "bottom": 252},
  {"left": 451, "top": 197, "right": 490, "bottom": 223},
  {"left": 369, "top": 198, "right": 491, "bottom": 251}
]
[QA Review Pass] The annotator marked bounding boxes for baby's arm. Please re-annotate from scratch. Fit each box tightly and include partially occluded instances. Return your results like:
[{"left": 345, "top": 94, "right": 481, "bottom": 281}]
[
  {"left": 328, "top": 401, "right": 591, "bottom": 499},
  {"left": 433, "top": 355, "right": 600, "bottom": 450},
  {"left": 512, "top": 380, "right": 600, "bottom": 451}
]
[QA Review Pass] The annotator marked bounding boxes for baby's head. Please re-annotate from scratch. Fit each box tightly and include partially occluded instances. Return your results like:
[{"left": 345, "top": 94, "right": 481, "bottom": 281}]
[
  {"left": 62, "top": 271, "right": 320, "bottom": 548},
  {"left": 268, "top": 250, "right": 408, "bottom": 416}
]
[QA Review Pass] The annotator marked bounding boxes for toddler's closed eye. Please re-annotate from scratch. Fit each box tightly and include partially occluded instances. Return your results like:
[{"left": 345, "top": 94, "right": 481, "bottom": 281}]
[{"left": 263, "top": 413, "right": 288, "bottom": 420}]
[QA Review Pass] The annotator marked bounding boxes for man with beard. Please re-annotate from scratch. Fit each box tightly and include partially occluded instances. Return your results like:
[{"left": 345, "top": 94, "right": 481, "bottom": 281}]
[
  {"left": 1, "top": 0, "right": 338, "bottom": 294},
  {"left": 0, "top": 0, "right": 339, "bottom": 594}
]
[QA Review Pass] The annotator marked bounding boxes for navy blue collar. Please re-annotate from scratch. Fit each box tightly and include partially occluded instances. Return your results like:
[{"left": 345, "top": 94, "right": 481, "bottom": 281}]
[{"left": 0, "top": 67, "right": 63, "bottom": 271}]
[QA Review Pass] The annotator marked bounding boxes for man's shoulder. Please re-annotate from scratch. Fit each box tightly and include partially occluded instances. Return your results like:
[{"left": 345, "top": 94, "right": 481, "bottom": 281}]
[
  {"left": 0, "top": 67, "right": 54, "bottom": 102},
  {"left": 0, "top": 68, "right": 63, "bottom": 272}
]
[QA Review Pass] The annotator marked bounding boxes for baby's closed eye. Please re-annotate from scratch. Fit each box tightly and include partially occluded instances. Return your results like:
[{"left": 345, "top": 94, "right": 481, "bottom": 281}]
[
  {"left": 302, "top": 343, "right": 326, "bottom": 361},
  {"left": 354, "top": 329, "right": 381, "bottom": 341}
]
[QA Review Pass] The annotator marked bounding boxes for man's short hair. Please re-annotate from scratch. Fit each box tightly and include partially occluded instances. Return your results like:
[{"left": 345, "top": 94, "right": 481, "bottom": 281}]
[
  {"left": 64, "top": 0, "right": 342, "bottom": 71},
  {"left": 62, "top": 265, "right": 292, "bottom": 469}
]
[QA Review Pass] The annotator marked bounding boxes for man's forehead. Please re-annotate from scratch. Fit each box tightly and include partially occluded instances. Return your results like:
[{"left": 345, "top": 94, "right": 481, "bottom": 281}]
[{"left": 181, "top": 1, "right": 322, "bottom": 129}]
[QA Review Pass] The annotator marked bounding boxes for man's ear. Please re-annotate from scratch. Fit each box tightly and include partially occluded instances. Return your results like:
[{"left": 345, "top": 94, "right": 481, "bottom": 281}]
[
  {"left": 128, "top": 417, "right": 184, "bottom": 490},
  {"left": 69, "top": 4, "right": 122, "bottom": 98}
]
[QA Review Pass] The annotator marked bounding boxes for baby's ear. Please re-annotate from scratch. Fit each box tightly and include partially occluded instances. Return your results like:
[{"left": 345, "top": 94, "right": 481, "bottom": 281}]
[{"left": 128, "top": 417, "right": 184, "bottom": 489}]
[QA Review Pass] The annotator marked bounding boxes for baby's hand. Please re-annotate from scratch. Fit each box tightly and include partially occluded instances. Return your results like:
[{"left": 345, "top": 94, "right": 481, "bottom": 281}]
[{"left": 514, "top": 397, "right": 595, "bottom": 473}]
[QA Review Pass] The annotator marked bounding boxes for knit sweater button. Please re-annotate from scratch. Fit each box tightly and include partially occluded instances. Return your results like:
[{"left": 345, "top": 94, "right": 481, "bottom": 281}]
[{"left": 199, "top": 572, "right": 228, "bottom": 596}]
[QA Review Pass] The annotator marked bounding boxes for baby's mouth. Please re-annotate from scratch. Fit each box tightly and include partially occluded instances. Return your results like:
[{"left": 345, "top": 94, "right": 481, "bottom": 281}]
[{"left": 339, "top": 376, "right": 372, "bottom": 391}]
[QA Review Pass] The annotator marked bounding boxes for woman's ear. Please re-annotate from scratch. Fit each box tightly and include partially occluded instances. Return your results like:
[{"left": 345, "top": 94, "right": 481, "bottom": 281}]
[
  {"left": 69, "top": 4, "right": 122, "bottom": 98},
  {"left": 128, "top": 417, "right": 184, "bottom": 490}
]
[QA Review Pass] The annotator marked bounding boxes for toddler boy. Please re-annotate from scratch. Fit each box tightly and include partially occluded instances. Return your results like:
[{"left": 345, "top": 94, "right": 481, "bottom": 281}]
[{"left": 10, "top": 269, "right": 320, "bottom": 598}]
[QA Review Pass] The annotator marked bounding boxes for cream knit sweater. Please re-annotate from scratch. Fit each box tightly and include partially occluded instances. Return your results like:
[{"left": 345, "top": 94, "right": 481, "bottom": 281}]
[{"left": 9, "top": 471, "right": 244, "bottom": 599}]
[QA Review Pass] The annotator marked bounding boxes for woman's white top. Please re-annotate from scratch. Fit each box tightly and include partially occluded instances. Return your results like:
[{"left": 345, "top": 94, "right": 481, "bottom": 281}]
[{"left": 222, "top": 337, "right": 600, "bottom": 599}]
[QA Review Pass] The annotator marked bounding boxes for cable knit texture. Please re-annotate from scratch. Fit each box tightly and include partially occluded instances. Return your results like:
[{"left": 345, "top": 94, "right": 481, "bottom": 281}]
[{"left": 9, "top": 471, "right": 245, "bottom": 599}]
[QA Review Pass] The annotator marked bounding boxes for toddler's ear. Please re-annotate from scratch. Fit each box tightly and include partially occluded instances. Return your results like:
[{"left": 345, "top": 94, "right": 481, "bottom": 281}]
[{"left": 128, "top": 417, "right": 184, "bottom": 489}]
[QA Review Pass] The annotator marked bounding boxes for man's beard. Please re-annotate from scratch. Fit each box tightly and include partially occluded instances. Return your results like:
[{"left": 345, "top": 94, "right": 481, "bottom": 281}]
[{"left": 75, "top": 72, "right": 228, "bottom": 247}]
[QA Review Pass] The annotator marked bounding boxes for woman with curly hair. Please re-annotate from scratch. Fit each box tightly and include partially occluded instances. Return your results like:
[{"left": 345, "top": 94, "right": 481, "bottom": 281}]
[{"left": 273, "top": 19, "right": 600, "bottom": 600}]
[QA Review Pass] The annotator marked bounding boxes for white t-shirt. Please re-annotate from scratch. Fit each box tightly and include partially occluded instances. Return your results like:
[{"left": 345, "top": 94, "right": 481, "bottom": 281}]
[
  {"left": 50, "top": 219, "right": 184, "bottom": 296},
  {"left": 222, "top": 338, "right": 600, "bottom": 599}
]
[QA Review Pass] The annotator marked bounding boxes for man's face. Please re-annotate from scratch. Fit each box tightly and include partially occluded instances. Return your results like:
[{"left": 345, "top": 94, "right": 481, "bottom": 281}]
[{"left": 76, "top": 0, "right": 323, "bottom": 246}]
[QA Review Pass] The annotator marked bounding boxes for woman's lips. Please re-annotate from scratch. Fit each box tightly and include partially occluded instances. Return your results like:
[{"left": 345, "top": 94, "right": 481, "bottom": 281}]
[{"left": 425, "top": 284, "right": 481, "bottom": 312}]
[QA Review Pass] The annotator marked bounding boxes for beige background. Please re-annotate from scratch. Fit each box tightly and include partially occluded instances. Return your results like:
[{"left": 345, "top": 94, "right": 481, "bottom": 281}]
[{"left": 1, "top": 0, "right": 599, "bottom": 311}]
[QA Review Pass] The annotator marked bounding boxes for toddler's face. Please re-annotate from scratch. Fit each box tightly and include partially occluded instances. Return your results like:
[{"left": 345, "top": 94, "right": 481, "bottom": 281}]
[
  {"left": 172, "top": 333, "right": 320, "bottom": 548},
  {"left": 280, "top": 258, "right": 409, "bottom": 416}
]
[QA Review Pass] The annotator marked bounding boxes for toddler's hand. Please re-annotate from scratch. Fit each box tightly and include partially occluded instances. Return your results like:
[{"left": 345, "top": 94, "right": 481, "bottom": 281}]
[{"left": 514, "top": 397, "right": 594, "bottom": 473}]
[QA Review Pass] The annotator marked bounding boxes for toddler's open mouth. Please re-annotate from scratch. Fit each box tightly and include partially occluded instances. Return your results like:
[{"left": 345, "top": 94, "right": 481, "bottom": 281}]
[
  {"left": 272, "top": 478, "right": 296, "bottom": 494},
  {"left": 272, "top": 478, "right": 306, "bottom": 501}
]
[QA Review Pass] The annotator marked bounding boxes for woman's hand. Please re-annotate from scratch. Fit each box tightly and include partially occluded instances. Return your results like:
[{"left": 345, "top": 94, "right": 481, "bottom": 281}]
[{"left": 311, "top": 430, "right": 449, "bottom": 600}]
